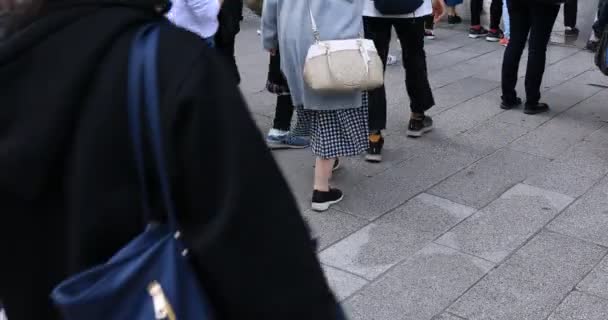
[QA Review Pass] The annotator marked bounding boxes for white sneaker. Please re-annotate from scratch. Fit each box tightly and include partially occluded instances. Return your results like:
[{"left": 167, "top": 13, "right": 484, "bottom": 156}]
[{"left": 387, "top": 54, "right": 398, "bottom": 65}]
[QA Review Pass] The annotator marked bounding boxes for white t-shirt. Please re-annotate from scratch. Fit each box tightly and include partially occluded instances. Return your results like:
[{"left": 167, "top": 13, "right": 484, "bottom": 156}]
[
  {"left": 363, "top": 0, "right": 433, "bottom": 18},
  {"left": 167, "top": 0, "right": 221, "bottom": 39}
]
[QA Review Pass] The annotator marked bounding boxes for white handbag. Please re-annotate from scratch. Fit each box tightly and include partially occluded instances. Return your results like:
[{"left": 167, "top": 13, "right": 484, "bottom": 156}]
[{"left": 303, "top": 8, "right": 384, "bottom": 93}]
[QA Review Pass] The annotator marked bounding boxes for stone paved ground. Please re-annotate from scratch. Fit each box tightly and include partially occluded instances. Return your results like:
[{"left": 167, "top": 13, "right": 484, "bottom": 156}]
[{"left": 237, "top": 14, "right": 608, "bottom": 320}]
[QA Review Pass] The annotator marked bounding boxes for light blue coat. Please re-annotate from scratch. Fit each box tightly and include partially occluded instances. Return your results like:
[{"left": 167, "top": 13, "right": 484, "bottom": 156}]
[{"left": 261, "top": 0, "right": 364, "bottom": 111}]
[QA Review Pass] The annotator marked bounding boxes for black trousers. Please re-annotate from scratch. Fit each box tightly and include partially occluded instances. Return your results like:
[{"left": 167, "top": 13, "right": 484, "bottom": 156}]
[
  {"left": 215, "top": 1, "right": 243, "bottom": 84},
  {"left": 471, "top": 0, "right": 503, "bottom": 30},
  {"left": 272, "top": 95, "right": 295, "bottom": 131},
  {"left": 502, "top": 0, "right": 560, "bottom": 105},
  {"left": 564, "top": 0, "right": 578, "bottom": 28},
  {"left": 363, "top": 16, "right": 435, "bottom": 131}
]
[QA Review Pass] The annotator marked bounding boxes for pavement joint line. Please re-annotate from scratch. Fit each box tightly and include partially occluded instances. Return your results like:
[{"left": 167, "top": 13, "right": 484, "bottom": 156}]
[
  {"left": 539, "top": 237, "right": 608, "bottom": 320},
  {"left": 321, "top": 263, "right": 369, "bottom": 283},
  {"left": 572, "top": 289, "right": 608, "bottom": 303},
  {"left": 431, "top": 241, "right": 496, "bottom": 266},
  {"left": 446, "top": 312, "right": 469, "bottom": 320},
  {"left": 432, "top": 184, "right": 578, "bottom": 316}
]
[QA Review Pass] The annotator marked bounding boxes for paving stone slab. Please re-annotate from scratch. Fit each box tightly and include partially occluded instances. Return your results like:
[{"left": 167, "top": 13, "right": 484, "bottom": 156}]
[
  {"left": 451, "top": 119, "right": 530, "bottom": 157},
  {"left": 430, "top": 89, "right": 507, "bottom": 139},
  {"left": 321, "top": 194, "right": 476, "bottom": 280},
  {"left": 542, "top": 51, "right": 597, "bottom": 89},
  {"left": 494, "top": 79, "right": 603, "bottom": 129},
  {"left": 435, "top": 184, "right": 574, "bottom": 262},
  {"left": 548, "top": 291, "right": 608, "bottom": 320},
  {"left": 525, "top": 143, "right": 608, "bottom": 198},
  {"left": 429, "top": 149, "right": 551, "bottom": 209},
  {"left": 337, "top": 142, "right": 481, "bottom": 220},
  {"left": 565, "top": 89, "right": 608, "bottom": 123},
  {"left": 449, "top": 231, "right": 606, "bottom": 320},
  {"left": 323, "top": 265, "right": 369, "bottom": 302},
  {"left": 302, "top": 209, "right": 369, "bottom": 251},
  {"left": 432, "top": 313, "right": 466, "bottom": 320},
  {"left": 577, "top": 256, "right": 608, "bottom": 300},
  {"left": 548, "top": 176, "right": 608, "bottom": 247},
  {"left": 428, "top": 77, "right": 500, "bottom": 116},
  {"left": 344, "top": 243, "right": 494, "bottom": 320},
  {"left": 509, "top": 112, "right": 604, "bottom": 159}
]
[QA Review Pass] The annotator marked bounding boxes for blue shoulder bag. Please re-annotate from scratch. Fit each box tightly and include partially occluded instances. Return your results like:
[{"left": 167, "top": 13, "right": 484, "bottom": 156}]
[{"left": 51, "top": 23, "right": 215, "bottom": 320}]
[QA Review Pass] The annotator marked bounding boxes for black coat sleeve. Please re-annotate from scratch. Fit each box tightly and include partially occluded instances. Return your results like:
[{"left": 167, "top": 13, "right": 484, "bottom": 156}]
[{"left": 166, "top": 50, "right": 339, "bottom": 320}]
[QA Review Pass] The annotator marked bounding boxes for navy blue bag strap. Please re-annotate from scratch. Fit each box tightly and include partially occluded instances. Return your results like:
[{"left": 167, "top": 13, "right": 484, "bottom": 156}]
[{"left": 128, "top": 23, "right": 179, "bottom": 230}]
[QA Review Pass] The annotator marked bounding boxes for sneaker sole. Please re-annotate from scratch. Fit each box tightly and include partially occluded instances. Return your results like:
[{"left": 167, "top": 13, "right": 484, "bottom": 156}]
[
  {"left": 311, "top": 195, "right": 344, "bottom": 212},
  {"left": 407, "top": 125, "right": 434, "bottom": 138},
  {"left": 486, "top": 36, "right": 501, "bottom": 42},
  {"left": 365, "top": 153, "right": 382, "bottom": 163},
  {"left": 425, "top": 36, "right": 436, "bottom": 40},
  {"left": 469, "top": 34, "right": 488, "bottom": 39},
  {"left": 524, "top": 108, "right": 549, "bottom": 115},
  {"left": 267, "top": 142, "right": 309, "bottom": 150}
]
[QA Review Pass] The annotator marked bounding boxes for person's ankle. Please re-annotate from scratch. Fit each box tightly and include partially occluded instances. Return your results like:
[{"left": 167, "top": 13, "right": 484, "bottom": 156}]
[
  {"left": 314, "top": 186, "right": 330, "bottom": 192},
  {"left": 471, "top": 25, "right": 481, "bottom": 30},
  {"left": 411, "top": 112, "right": 425, "bottom": 120}
]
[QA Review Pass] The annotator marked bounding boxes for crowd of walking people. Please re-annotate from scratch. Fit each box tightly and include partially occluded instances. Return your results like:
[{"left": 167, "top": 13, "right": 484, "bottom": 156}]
[{"left": 0, "top": 0, "right": 607, "bottom": 319}]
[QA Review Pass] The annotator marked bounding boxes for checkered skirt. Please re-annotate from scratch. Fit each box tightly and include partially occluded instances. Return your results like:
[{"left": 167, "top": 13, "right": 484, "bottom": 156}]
[{"left": 292, "top": 93, "right": 369, "bottom": 159}]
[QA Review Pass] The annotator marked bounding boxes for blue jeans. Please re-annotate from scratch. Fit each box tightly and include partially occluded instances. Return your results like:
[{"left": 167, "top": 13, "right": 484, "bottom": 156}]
[{"left": 503, "top": 0, "right": 511, "bottom": 38}]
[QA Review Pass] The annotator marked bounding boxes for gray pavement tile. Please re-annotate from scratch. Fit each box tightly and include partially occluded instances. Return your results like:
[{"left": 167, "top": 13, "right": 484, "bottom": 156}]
[
  {"left": 432, "top": 313, "right": 467, "bottom": 320},
  {"left": 435, "top": 184, "right": 574, "bottom": 263},
  {"left": 525, "top": 144, "right": 608, "bottom": 198},
  {"left": 427, "top": 48, "right": 485, "bottom": 72},
  {"left": 548, "top": 291, "right": 608, "bottom": 320},
  {"left": 448, "top": 231, "right": 607, "bottom": 320},
  {"left": 545, "top": 45, "right": 583, "bottom": 65},
  {"left": 578, "top": 256, "right": 608, "bottom": 300},
  {"left": 430, "top": 89, "right": 506, "bottom": 138},
  {"left": 428, "top": 77, "right": 500, "bottom": 116},
  {"left": 542, "top": 51, "right": 597, "bottom": 89},
  {"left": 343, "top": 243, "right": 494, "bottom": 320},
  {"left": 245, "top": 91, "right": 277, "bottom": 117},
  {"left": 568, "top": 69, "right": 608, "bottom": 87},
  {"left": 302, "top": 209, "right": 369, "bottom": 251},
  {"left": 429, "top": 149, "right": 551, "bottom": 209},
  {"left": 429, "top": 63, "right": 479, "bottom": 89},
  {"left": 548, "top": 177, "right": 608, "bottom": 247},
  {"left": 320, "top": 194, "right": 476, "bottom": 280},
  {"left": 494, "top": 79, "right": 603, "bottom": 129},
  {"left": 336, "top": 141, "right": 481, "bottom": 220},
  {"left": 450, "top": 120, "right": 530, "bottom": 157},
  {"left": 322, "top": 265, "right": 369, "bottom": 302},
  {"left": 565, "top": 89, "right": 608, "bottom": 123},
  {"left": 509, "top": 112, "right": 604, "bottom": 159}
]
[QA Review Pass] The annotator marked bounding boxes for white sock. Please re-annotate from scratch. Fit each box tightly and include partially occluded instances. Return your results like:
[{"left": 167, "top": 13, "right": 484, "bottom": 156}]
[{"left": 268, "top": 128, "right": 289, "bottom": 137}]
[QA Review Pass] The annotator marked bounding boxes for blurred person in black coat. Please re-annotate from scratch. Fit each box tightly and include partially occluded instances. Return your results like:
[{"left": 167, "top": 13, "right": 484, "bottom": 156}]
[{"left": 0, "top": 0, "right": 339, "bottom": 319}]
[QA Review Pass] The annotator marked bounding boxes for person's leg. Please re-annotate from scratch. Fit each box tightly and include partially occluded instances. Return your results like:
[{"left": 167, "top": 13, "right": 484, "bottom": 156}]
[
  {"left": 501, "top": 0, "right": 530, "bottom": 107},
  {"left": 271, "top": 95, "right": 294, "bottom": 132},
  {"left": 523, "top": 2, "right": 560, "bottom": 111},
  {"left": 314, "top": 157, "right": 334, "bottom": 192},
  {"left": 215, "top": 7, "right": 242, "bottom": 84},
  {"left": 471, "top": 0, "right": 483, "bottom": 26},
  {"left": 424, "top": 15, "right": 436, "bottom": 39},
  {"left": 502, "top": 0, "right": 510, "bottom": 38},
  {"left": 363, "top": 16, "right": 392, "bottom": 133},
  {"left": 490, "top": 0, "right": 504, "bottom": 30},
  {"left": 564, "top": 0, "right": 578, "bottom": 29},
  {"left": 394, "top": 17, "right": 436, "bottom": 137},
  {"left": 470, "top": 0, "right": 489, "bottom": 37}
]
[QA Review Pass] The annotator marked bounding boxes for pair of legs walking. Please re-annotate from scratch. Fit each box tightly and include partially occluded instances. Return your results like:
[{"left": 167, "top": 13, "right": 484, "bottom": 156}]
[
  {"left": 363, "top": 16, "right": 435, "bottom": 162},
  {"left": 501, "top": 0, "right": 560, "bottom": 114}
]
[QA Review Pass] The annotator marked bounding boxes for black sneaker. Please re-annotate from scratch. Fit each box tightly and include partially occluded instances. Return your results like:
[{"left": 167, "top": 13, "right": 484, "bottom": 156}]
[
  {"left": 486, "top": 29, "right": 504, "bottom": 42},
  {"left": 524, "top": 103, "right": 550, "bottom": 115},
  {"left": 469, "top": 27, "right": 489, "bottom": 39},
  {"left": 565, "top": 27, "right": 580, "bottom": 36},
  {"left": 407, "top": 115, "right": 433, "bottom": 138},
  {"left": 448, "top": 15, "right": 463, "bottom": 25},
  {"left": 586, "top": 40, "right": 599, "bottom": 52},
  {"left": 500, "top": 97, "right": 523, "bottom": 110},
  {"left": 365, "top": 133, "right": 384, "bottom": 163},
  {"left": 312, "top": 188, "right": 344, "bottom": 212}
]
